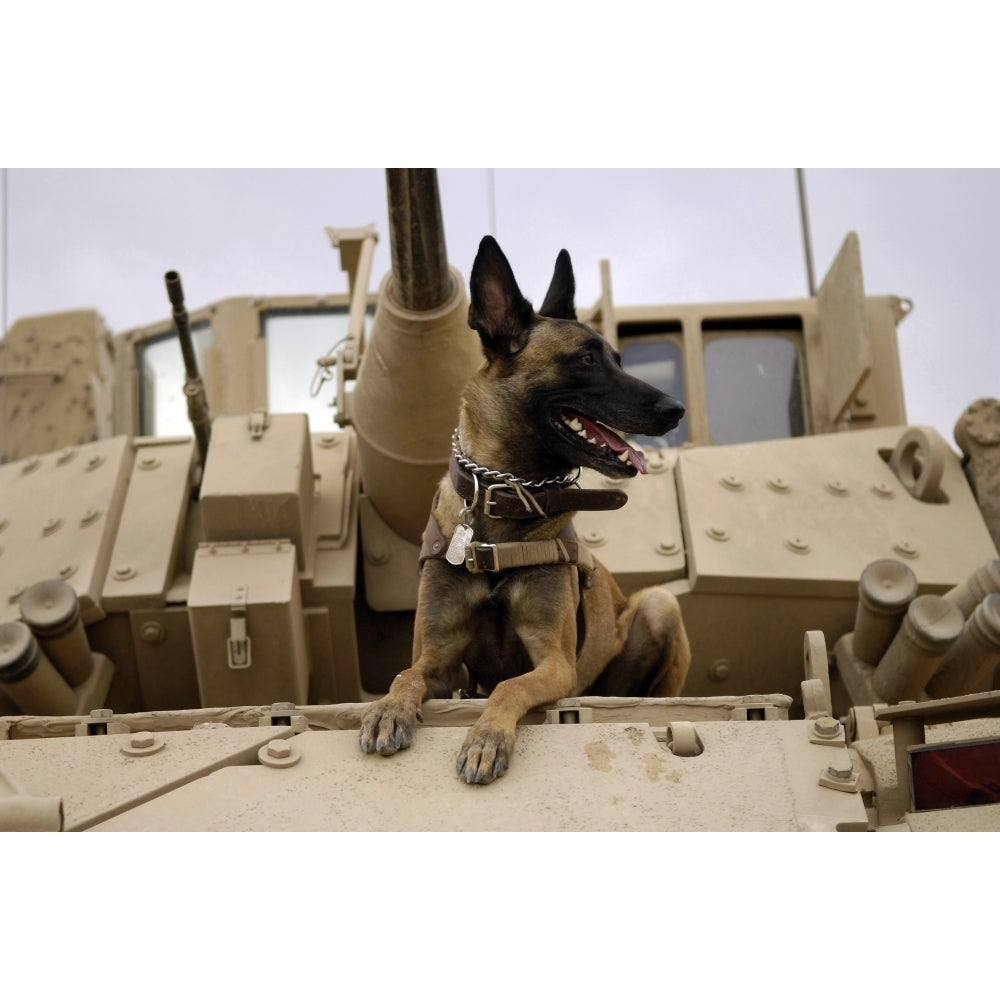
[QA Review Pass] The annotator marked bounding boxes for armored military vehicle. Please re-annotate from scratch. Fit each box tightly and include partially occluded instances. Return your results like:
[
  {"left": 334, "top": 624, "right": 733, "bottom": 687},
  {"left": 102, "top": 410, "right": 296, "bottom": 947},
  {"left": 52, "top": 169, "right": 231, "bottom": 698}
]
[{"left": 2, "top": 169, "right": 999, "bottom": 831}]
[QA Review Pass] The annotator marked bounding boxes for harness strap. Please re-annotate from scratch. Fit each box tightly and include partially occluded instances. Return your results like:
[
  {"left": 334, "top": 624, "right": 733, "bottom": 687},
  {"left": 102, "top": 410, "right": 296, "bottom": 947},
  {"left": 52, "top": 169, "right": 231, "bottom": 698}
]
[{"left": 419, "top": 512, "right": 595, "bottom": 585}]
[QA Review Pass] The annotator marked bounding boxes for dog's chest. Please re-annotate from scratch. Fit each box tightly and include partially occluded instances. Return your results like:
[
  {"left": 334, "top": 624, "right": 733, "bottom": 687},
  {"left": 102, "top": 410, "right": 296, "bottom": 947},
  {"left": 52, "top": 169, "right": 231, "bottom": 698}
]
[{"left": 456, "top": 576, "right": 530, "bottom": 689}]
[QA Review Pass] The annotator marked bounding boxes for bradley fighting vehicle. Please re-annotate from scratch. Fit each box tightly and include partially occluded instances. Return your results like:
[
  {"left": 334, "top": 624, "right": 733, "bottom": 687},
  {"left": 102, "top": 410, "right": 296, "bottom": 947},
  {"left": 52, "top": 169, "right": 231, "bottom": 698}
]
[{"left": 1, "top": 169, "right": 999, "bottom": 832}]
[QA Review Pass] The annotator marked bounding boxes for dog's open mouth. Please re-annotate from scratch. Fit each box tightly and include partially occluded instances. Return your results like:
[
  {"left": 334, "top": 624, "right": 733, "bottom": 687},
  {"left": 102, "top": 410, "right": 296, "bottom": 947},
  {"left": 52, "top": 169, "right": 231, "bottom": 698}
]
[{"left": 558, "top": 409, "right": 648, "bottom": 474}]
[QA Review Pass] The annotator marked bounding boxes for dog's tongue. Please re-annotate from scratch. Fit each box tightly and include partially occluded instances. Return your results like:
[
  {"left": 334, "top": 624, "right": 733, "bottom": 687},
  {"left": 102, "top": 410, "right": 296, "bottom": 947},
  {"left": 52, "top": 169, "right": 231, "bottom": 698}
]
[{"left": 575, "top": 413, "right": 648, "bottom": 474}]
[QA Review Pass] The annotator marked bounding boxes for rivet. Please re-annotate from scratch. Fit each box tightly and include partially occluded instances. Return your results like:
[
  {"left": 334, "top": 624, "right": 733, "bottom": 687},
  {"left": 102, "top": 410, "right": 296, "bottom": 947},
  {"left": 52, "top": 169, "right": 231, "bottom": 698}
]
[
  {"left": 784, "top": 535, "right": 811, "bottom": 554},
  {"left": 56, "top": 447, "right": 78, "bottom": 465},
  {"left": 85, "top": 454, "right": 105, "bottom": 471},
  {"left": 719, "top": 473, "right": 743, "bottom": 491},
  {"left": 872, "top": 481, "right": 895, "bottom": 499},
  {"left": 767, "top": 476, "right": 791, "bottom": 493},
  {"left": 707, "top": 525, "right": 729, "bottom": 542},
  {"left": 112, "top": 565, "right": 137, "bottom": 581},
  {"left": 583, "top": 529, "right": 606, "bottom": 547},
  {"left": 131, "top": 731, "right": 155, "bottom": 749},
  {"left": 138, "top": 455, "right": 161, "bottom": 471},
  {"left": 646, "top": 452, "right": 666, "bottom": 473},
  {"left": 365, "top": 544, "right": 391, "bottom": 566},
  {"left": 80, "top": 508, "right": 102, "bottom": 527},
  {"left": 708, "top": 659, "right": 730, "bottom": 682},
  {"left": 139, "top": 622, "right": 166, "bottom": 645},
  {"left": 319, "top": 435, "right": 339, "bottom": 449},
  {"left": 42, "top": 517, "right": 64, "bottom": 536},
  {"left": 21, "top": 456, "right": 41, "bottom": 474},
  {"left": 266, "top": 739, "right": 291, "bottom": 759},
  {"left": 893, "top": 540, "right": 919, "bottom": 559},
  {"left": 58, "top": 564, "right": 77, "bottom": 580},
  {"left": 826, "top": 479, "right": 849, "bottom": 497},
  {"left": 656, "top": 540, "right": 679, "bottom": 556}
]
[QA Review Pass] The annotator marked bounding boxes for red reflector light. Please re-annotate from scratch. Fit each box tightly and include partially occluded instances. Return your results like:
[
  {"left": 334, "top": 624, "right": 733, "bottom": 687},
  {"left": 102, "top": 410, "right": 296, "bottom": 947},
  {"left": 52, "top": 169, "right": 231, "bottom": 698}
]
[{"left": 909, "top": 737, "right": 1000, "bottom": 811}]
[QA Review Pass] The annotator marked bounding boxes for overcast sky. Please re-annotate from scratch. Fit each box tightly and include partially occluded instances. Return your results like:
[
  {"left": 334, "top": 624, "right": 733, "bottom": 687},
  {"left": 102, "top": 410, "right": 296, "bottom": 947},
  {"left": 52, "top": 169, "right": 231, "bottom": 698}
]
[
  {"left": 2, "top": 8, "right": 998, "bottom": 454},
  {"left": 3, "top": 167, "right": 998, "bottom": 449}
]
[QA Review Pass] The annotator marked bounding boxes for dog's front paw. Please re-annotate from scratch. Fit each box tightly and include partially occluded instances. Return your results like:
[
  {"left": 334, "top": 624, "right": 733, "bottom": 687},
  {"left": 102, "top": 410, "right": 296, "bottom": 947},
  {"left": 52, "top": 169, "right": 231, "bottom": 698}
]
[
  {"left": 359, "top": 698, "right": 423, "bottom": 757},
  {"left": 456, "top": 725, "right": 514, "bottom": 784}
]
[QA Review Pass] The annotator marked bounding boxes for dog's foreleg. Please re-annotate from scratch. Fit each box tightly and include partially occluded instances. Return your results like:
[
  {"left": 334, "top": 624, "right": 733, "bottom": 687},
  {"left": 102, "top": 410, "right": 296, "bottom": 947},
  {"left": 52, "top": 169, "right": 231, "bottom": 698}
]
[
  {"left": 359, "top": 567, "right": 474, "bottom": 757},
  {"left": 358, "top": 665, "right": 430, "bottom": 756},
  {"left": 457, "top": 576, "right": 578, "bottom": 784}
]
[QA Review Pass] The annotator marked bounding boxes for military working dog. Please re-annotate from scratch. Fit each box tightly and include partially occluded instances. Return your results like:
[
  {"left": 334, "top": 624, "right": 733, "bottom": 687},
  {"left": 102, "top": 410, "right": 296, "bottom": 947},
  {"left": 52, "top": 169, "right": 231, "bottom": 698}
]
[{"left": 359, "top": 236, "right": 690, "bottom": 783}]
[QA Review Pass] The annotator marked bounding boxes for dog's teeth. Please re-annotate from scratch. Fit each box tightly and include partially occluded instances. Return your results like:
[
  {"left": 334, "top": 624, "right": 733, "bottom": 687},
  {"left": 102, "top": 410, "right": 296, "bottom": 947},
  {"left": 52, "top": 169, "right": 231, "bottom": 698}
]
[
  {"left": 618, "top": 452, "right": 632, "bottom": 464},
  {"left": 566, "top": 417, "right": 583, "bottom": 432}
]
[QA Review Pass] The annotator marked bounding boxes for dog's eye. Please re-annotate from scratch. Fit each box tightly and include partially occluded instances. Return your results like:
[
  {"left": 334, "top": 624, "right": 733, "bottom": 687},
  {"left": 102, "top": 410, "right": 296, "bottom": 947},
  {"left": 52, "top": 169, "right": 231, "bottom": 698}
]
[{"left": 580, "top": 353, "right": 595, "bottom": 365}]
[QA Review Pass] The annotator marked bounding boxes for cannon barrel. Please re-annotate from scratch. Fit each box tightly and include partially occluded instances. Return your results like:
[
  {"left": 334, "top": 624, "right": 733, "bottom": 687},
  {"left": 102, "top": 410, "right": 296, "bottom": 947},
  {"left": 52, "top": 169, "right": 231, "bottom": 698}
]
[
  {"left": 349, "top": 170, "right": 483, "bottom": 547},
  {"left": 164, "top": 270, "right": 211, "bottom": 465},
  {"left": 386, "top": 169, "right": 454, "bottom": 312}
]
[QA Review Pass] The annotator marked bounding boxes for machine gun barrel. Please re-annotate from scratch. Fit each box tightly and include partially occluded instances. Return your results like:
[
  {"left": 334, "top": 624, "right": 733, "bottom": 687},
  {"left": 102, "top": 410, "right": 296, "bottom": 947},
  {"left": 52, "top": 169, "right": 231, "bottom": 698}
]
[
  {"left": 164, "top": 270, "right": 211, "bottom": 464},
  {"left": 385, "top": 168, "right": 453, "bottom": 312}
]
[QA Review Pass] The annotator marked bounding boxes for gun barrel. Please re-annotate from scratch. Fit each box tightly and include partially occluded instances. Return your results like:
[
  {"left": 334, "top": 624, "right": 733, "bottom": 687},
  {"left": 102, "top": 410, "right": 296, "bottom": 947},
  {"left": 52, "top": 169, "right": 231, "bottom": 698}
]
[
  {"left": 164, "top": 269, "right": 211, "bottom": 463},
  {"left": 385, "top": 169, "right": 453, "bottom": 311},
  {"left": 350, "top": 169, "right": 481, "bottom": 544},
  {"left": 164, "top": 270, "right": 201, "bottom": 379}
]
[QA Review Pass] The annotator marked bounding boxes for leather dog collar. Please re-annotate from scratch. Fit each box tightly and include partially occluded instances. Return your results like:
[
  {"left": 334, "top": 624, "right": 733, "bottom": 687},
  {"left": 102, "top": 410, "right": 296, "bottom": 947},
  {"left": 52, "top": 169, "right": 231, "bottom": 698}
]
[{"left": 449, "top": 453, "right": 627, "bottom": 519}]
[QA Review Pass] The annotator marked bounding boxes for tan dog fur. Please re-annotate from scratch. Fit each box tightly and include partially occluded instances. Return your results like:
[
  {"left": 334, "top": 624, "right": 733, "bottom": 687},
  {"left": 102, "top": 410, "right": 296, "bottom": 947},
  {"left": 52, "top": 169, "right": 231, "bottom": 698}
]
[{"left": 359, "top": 237, "right": 690, "bottom": 783}]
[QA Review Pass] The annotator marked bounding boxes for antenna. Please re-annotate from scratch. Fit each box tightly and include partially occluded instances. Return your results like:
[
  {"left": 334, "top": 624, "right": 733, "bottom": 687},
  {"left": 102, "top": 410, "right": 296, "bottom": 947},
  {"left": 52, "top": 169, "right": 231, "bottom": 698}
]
[
  {"left": 487, "top": 168, "right": 497, "bottom": 238},
  {"left": 1, "top": 167, "right": 7, "bottom": 463},
  {"left": 796, "top": 168, "right": 817, "bottom": 297}
]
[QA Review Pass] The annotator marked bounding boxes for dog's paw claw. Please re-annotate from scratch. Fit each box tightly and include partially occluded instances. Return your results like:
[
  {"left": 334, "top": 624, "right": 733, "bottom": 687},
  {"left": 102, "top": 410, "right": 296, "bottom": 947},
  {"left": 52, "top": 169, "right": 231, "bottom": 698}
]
[
  {"left": 456, "top": 728, "right": 512, "bottom": 784},
  {"left": 359, "top": 700, "right": 418, "bottom": 757}
]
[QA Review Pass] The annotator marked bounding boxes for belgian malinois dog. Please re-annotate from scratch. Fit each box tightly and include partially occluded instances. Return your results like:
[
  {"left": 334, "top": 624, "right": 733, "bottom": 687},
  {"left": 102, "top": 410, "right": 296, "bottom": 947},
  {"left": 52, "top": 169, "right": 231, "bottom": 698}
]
[{"left": 359, "top": 236, "right": 690, "bottom": 783}]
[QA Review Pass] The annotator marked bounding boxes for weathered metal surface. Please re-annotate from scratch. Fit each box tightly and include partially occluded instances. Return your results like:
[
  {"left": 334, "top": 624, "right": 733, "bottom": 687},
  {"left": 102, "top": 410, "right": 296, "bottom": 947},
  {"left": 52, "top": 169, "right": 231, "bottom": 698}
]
[
  {"left": 0, "top": 436, "right": 132, "bottom": 625},
  {"left": 89, "top": 720, "right": 868, "bottom": 832},
  {"left": 676, "top": 424, "right": 996, "bottom": 598},
  {"left": 0, "top": 723, "right": 294, "bottom": 831}
]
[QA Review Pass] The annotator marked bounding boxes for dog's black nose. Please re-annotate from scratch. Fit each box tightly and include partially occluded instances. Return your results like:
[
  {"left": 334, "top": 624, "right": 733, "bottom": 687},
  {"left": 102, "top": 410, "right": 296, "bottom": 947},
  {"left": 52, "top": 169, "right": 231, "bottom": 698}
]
[{"left": 656, "top": 396, "right": 685, "bottom": 431}]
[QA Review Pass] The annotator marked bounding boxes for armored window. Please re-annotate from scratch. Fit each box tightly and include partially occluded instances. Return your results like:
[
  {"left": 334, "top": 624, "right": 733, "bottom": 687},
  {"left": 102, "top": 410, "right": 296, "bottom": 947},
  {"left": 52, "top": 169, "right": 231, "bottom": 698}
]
[
  {"left": 703, "top": 329, "right": 805, "bottom": 445},
  {"left": 138, "top": 321, "right": 213, "bottom": 437},
  {"left": 262, "top": 307, "right": 372, "bottom": 430},
  {"left": 618, "top": 331, "right": 687, "bottom": 448}
]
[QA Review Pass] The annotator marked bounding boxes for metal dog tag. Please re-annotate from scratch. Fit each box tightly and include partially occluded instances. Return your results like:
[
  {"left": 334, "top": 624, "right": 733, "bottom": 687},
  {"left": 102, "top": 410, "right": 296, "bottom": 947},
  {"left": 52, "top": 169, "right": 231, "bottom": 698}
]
[{"left": 445, "top": 524, "right": 474, "bottom": 565}]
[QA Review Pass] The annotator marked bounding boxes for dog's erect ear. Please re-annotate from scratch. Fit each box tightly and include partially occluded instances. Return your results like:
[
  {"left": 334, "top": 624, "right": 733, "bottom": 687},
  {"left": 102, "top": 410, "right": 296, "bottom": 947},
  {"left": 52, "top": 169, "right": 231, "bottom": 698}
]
[
  {"left": 468, "top": 236, "right": 535, "bottom": 357},
  {"left": 538, "top": 249, "right": 577, "bottom": 320}
]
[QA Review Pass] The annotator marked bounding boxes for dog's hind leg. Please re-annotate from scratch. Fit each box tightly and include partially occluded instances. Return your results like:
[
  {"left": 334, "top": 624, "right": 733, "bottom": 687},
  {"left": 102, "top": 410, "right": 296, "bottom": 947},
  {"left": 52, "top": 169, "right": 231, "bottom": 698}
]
[{"left": 589, "top": 586, "right": 691, "bottom": 698}]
